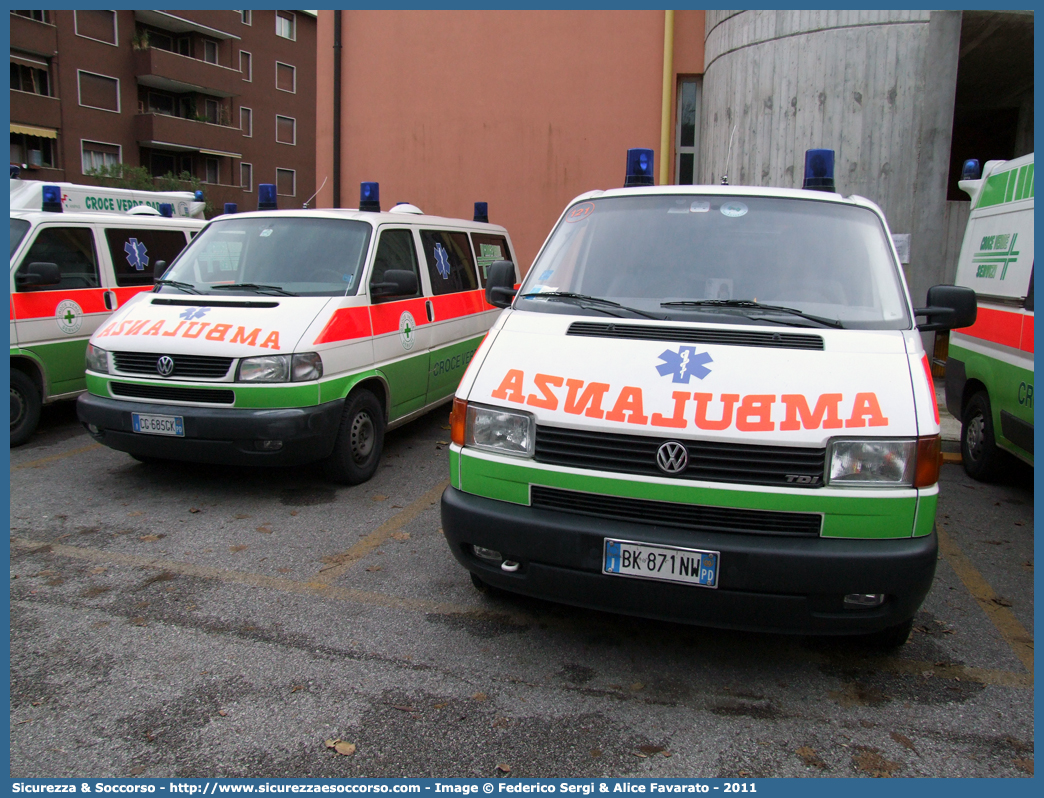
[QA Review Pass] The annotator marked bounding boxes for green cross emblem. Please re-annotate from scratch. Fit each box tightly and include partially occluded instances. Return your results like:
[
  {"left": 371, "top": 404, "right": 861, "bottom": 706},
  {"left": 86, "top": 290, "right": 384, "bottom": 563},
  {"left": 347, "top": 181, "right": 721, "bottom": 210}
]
[{"left": 64, "top": 308, "right": 76, "bottom": 325}]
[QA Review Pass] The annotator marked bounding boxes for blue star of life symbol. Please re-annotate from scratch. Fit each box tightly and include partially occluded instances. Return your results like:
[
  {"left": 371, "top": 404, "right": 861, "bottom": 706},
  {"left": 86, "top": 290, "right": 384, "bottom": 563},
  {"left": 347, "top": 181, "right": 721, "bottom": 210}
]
[
  {"left": 124, "top": 238, "right": 149, "bottom": 271},
  {"left": 656, "top": 346, "right": 713, "bottom": 383},
  {"left": 179, "top": 307, "right": 211, "bottom": 321},
  {"left": 434, "top": 242, "right": 451, "bottom": 279}
]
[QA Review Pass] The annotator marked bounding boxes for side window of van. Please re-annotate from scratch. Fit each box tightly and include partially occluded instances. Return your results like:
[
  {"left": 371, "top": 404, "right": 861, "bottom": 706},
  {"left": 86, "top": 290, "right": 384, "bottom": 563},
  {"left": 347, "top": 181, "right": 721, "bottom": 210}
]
[
  {"left": 370, "top": 228, "right": 421, "bottom": 302},
  {"left": 104, "top": 229, "right": 191, "bottom": 288},
  {"left": 420, "top": 230, "right": 478, "bottom": 296},
  {"left": 470, "top": 232, "right": 512, "bottom": 287},
  {"left": 16, "top": 227, "right": 99, "bottom": 291}
]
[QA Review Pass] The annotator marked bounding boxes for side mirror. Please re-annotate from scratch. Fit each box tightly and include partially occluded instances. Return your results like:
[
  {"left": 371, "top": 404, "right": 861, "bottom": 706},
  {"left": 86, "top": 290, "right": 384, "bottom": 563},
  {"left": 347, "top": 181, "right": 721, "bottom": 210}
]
[
  {"left": 915, "top": 285, "right": 977, "bottom": 331},
  {"left": 370, "top": 269, "right": 419, "bottom": 298},
  {"left": 485, "top": 260, "right": 517, "bottom": 309},
  {"left": 15, "top": 262, "right": 61, "bottom": 288},
  {"left": 153, "top": 260, "right": 168, "bottom": 280}
]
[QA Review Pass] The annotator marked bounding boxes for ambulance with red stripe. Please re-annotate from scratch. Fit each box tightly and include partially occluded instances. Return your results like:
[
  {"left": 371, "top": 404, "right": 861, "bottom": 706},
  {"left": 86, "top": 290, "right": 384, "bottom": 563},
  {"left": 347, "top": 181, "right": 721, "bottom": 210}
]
[
  {"left": 10, "top": 178, "right": 205, "bottom": 446},
  {"left": 441, "top": 148, "right": 977, "bottom": 647},
  {"left": 76, "top": 182, "right": 518, "bottom": 484},
  {"left": 946, "top": 153, "right": 1033, "bottom": 480}
]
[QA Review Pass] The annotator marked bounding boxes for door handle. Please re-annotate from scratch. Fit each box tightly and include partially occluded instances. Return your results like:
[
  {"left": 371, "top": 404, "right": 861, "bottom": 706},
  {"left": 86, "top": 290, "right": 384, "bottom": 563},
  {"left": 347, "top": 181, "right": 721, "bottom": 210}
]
[
  {"left": 103, "top": 290, "right": 117, "bottom": 311},
  {"left": 425, "top": 300, "right": 434, "bottom": 323}
]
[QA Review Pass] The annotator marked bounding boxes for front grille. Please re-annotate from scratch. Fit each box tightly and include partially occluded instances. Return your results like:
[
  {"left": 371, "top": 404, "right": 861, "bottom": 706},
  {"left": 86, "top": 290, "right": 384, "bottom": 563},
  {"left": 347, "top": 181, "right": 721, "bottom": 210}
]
[
  {"left": 112, "top": 351, "right": 233, "bottom": 379},
  {"left": 567, "top": 321, "right": 824, "bottom": 351},
  {"left": 530, "top": 485, "right": 822, "bottom": 537},
  {"left": 111, "top": 382, "right": 235, "bottom": 405},
  {"left": 535, "top": 425, "right": 826, "bottom": 488}
]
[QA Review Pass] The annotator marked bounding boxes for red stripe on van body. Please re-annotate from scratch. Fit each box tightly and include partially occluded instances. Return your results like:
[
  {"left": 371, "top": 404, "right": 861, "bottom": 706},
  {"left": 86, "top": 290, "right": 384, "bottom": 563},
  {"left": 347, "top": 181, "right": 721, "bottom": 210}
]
[
  {"left": 369, "top": 297, "right": 430, "bottom": 336},
  {"left": 313, "top": 306, "right": 373, "bottom": 345},
  {"left": 958, "top": 306, "right": 1024, "bottom": 349},
  {"left": 11, "top": 288, "right": 109, "bottom": 319},
  {"left": 1020, "top": 314, "right": 1034, "bottom": 353},
  {"left": 430, "top": 289, "right": 491, "bottom": 321}
]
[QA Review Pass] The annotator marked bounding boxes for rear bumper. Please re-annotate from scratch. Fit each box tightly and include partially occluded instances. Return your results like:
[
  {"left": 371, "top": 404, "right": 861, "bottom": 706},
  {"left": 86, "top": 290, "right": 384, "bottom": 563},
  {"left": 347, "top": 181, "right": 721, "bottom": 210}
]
[
  {"left": 76, "top": 392, "right": 344, "bottom": 467},
  {"left": 441, "top": 486, "right": 937, "bottom": 635}
]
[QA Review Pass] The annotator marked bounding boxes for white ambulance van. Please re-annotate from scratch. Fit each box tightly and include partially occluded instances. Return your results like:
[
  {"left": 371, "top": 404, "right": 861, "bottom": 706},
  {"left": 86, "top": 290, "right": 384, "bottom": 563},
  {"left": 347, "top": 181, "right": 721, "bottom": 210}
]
[
  {"left": 10, "top": 178, "right": 205, "bottom": 446},
  {"left": 76, "top": 183, "right": 519, "bottom": 485},
  {"left": 442, "top": 148, "right": 976, "bottom": 647},
  {"left": 945, "top": 153, "right": 1033, "bottom": 480}
]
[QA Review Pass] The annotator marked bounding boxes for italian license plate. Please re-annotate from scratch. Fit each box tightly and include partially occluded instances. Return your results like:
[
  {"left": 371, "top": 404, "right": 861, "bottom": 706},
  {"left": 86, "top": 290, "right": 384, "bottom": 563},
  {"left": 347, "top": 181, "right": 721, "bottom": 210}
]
[
  {"left": 603, "top": 539, "right": 719, "bottom": 588},
  {"left": 132, "top": 413, "right": 184, "bottom": 437}
]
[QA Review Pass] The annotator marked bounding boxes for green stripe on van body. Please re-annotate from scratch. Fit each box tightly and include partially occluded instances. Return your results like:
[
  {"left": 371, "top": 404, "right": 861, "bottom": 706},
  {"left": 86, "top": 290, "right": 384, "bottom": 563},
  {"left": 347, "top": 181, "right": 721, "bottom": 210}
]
[
  {"left": 976, "top": 164, "right": 1035, "bottom": 209},
  {"left": 458, "top": 452, "right": 917, "bottom": 540},
  {"left": 913, "top": 492, "right": 937, "bottom": 537},
  {"left": 12, "top": 339, "right": 90, "bottom": 396},
  {"left": 426, "top": 334, "right": 486, "bottom": 405}
]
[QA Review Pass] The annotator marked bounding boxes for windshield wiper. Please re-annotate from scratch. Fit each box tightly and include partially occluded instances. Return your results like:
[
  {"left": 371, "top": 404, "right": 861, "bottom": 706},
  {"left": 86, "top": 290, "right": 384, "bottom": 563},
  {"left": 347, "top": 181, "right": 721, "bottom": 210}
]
[
  {"left": 660, "top": 299, "right": 843, "bottom": 329},
  {"left": 212, "top": 282, "right": 298, "bottom": 297},
  {"left": 153, "top": 279, "right": 200, "bottom": 295},
  {"left": 520, "top": 291, "right": 662, "bottom": 320}
]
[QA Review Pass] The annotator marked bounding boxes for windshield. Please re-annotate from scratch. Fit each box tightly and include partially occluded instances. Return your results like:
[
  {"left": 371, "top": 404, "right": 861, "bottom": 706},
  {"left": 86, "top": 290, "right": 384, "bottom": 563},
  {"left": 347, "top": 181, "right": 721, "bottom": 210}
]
[
  {"left": 10, "top": 218, "right": 30, "bottom": 259},
  {"left": 520, "top": 195, "right": 911, "bottom": 329},
  {"left": 160, "top": 217, "right": 372, "bottom": 297}
]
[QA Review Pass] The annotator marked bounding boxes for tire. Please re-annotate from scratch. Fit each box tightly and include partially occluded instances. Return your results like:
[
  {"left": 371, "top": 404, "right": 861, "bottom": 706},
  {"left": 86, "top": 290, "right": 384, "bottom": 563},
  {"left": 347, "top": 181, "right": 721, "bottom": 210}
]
[
  {"left": 857, "top": 617, "right": 914, "bottom": 651},
  {"left": 961, "top": 390, "right": 1001, "bottom": 482},
  {"left": 10, "top": 370, "right": 41, "bottom": 447},
  {"left": 323, "top": 389, "right": 385, "bottom": 485}
]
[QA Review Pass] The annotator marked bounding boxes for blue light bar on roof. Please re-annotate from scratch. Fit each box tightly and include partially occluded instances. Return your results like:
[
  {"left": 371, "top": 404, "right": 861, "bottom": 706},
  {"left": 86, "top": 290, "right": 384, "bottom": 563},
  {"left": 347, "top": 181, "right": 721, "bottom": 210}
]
[
  {"left": 625, "top": 148, "right": 655, "bottom": 187},
  {"left": 803, "top": 149, "right": 836, "bottom": 192},
  {"left": 360, "top": 182, "right": 380, "bottom": 212},
  {"left": 258, "top": 184, "right": 277, "bottom": 211}
]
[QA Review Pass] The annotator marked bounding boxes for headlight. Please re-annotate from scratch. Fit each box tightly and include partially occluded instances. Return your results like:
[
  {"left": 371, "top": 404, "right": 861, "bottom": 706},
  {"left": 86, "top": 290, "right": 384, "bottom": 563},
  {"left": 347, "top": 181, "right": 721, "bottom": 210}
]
[
  {"left": 465, "top": 402, "right": 535, "bottom": 457},
  {"left": 827, "top": 439, "right": 916, "bottom": 486},
  {"left": 237, "top": 353, "right": 323, "bottom": 382},
  {"left": 85, "top": 343, "right": 109, "bottom": 374}
]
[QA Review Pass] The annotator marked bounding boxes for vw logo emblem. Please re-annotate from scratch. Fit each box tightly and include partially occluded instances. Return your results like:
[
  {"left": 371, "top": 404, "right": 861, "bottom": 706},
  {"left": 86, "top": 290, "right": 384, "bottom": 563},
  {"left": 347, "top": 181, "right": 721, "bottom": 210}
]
[
  {"left": 156, "top": 355, "right": 175, "bottom": 377},
  {"left": 656, "top": 441, "right": 689, "bottom": 474}
]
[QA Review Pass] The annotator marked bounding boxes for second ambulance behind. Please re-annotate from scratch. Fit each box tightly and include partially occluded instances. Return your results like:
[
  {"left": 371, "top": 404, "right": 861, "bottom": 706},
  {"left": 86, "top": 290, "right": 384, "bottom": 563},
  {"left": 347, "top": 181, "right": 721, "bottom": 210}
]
[{"left": 441, "top": 149, "right": 975, "bottom": 647}]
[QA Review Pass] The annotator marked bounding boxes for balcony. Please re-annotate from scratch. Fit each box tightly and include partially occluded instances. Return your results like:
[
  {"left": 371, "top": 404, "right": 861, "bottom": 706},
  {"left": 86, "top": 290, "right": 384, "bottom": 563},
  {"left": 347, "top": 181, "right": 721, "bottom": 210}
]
[
  {"left": 10, "top": 91, "right": 62, "bottom": 130},
  {"left": 134, "top": 47, "right": 241, "bottom": 98},
  {"left": 10, "top": 13, "right": 57, "bottom": 57},
  {"left": 134, "top": 112, "right": 243, "bottom": 158}
]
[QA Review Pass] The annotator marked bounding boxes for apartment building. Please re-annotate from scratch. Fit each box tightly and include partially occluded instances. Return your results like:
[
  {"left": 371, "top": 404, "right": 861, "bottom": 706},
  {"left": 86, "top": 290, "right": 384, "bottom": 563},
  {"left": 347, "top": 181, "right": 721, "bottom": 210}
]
[{"left": 10, "top": 9, "right": 316, "bottom": 213}]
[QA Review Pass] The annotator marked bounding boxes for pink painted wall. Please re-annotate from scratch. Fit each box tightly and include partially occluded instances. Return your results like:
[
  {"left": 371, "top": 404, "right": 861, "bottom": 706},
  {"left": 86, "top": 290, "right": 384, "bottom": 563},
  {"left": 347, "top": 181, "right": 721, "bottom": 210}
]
[{"left": 317, "top": 10, "right": 704, "bottom": 274}]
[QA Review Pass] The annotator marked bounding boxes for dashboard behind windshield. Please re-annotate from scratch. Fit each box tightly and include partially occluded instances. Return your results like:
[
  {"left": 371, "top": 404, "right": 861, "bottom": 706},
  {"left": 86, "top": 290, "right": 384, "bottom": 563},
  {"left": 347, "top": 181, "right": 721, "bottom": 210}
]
[{"left": 520, "top": 195, "right": 911, "bottom": 329}]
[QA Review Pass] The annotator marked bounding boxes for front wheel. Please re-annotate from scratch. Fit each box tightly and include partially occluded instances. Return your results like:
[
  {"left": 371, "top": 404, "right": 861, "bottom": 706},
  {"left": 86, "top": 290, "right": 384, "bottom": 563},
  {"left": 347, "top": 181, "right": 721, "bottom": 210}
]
[
  {"left": 323, "top": 389, "right": 385, "bottom": 485},
  {"left": 10, "top": 370, "right": 41, "bottom": 447},
  {"left": 961, "top": 391, "right": 1000, "bottom": 481}
]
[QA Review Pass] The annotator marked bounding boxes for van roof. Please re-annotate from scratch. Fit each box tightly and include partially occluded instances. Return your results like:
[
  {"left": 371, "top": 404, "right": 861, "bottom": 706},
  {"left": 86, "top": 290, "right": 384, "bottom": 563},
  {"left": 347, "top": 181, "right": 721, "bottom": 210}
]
[
  {"left": 10, "top": 209, "right": 206, "bottom": 227},
  {"left": 206, "top": 207, "right": 511, "bottom": 234}
]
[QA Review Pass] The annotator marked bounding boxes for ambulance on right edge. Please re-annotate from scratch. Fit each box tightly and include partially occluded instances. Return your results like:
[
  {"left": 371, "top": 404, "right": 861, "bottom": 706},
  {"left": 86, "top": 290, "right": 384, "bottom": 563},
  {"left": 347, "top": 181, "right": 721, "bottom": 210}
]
[{"left": 946, "top": 153, "right": 1034, "bottom": 480}]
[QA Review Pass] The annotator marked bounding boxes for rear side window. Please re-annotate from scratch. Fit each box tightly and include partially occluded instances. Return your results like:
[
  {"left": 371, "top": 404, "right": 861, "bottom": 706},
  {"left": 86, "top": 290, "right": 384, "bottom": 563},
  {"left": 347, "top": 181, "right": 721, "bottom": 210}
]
[
  {"left": 16, "top": 226, "right": 99, "bottom": 291},
  {"left": 105, "top": 228, "right": 191, "bottom": 287},
  {"left": 470, "top": 232, "right": 512, "bottom": 287},
  {"left": 420, "top": 230, "right": 478, "bottom": 296},
  {"left": 10, "top": 218, "right": 30, "bottom": 258},
  {"left": 370, "top": 228, "right": 421, "bottom": 302}
]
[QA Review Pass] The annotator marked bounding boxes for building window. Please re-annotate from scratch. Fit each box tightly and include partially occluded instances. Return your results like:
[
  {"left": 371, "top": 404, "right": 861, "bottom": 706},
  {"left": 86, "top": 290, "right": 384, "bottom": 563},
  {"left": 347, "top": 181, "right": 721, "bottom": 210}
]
[
  {"left": 205, "top": 157, "right": 219, "bottom": 184},
  {"left": 275, "top": 11, "right": 296, "bottom": 41},
  {"left": 148, "top": 91, "right": 176, "bottom": 116},
  {"left": 74, "top": 10, "right": 117, "bottom": 45},
  {"left": 78, "top": 70, "right": 120, "bottom": 112},
  {"left": 204, "top": 39, "right": 219, "bottom": 65},
  {"left": 10, "top": 59, "right": 50, "bottom": 95},
  {"left": 675, "top": 77, "right": 701, "bottom": 185},
  {"left": 241, "top": 10, "right": 252, "bottom": 26},
  {"left": 275, "top": 62, "right": 295, "bottom": 93},
  {"left": 81, "top": 140, "right": 121, "bottom": 173},
  {"left": 276, "top": 168, "right": 295, "bottom": 196},
  {"left": 240, "top": 107, "right": 252, "bottom": 137},
  {"left": 205, "top": 99, "right": 219, "bottom": 125},
  {"left": 11, "top": 134, "right": 56, "bottom": 169},
  {"left": 239, "top": 50, "right": 251, "bottom": 81},
  {"left": 13, "top": 11, "right": 48, "bottom": 23},
  {"left": 149, "top": 151, "right": 176, "bottom": 177},
  {"left": 179, "top": 96, "right": 194, "bottom": 118},
  {"left": 241, "top": 162, "right": 253, "bottom": 192},
  {"left": 177, "top": 155, "right": 193, "bottom": 176},
  {"left": 276, "top": 115, "right": 296, "bottom": 145}
]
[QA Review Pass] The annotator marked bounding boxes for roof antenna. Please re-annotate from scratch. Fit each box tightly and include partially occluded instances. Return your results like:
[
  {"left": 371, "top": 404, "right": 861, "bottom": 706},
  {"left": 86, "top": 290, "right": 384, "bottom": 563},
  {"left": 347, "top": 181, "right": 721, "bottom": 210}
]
[
  {"left": 302, "top": 175, "right": 328, "bottom": 209},
  {"left": 720, "top": 125, "right": 737, "bottom": 186}
]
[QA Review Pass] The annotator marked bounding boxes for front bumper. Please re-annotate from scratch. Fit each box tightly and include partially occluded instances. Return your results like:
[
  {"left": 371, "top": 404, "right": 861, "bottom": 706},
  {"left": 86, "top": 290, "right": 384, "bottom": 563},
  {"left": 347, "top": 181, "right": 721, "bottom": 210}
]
[
  {"left": 77, "top": 392, "right": 345, "bottom": 467},
  {"left": 441, "top": 486, "right": 937, "bottom": 635}
]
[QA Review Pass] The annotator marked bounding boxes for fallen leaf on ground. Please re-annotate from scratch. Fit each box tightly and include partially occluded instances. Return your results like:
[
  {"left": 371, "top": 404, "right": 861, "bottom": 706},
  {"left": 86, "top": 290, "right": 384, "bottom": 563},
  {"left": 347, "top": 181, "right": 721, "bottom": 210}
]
[
  {"left": 1013, "top": 758, "right": 1033, "bottom": 775},
  {"left": 229, "top": 545, "right": 248, "bottom": 553},
  {"left": 217, "top": 709, "right": 227, "bottom": 716},
  {"left": 127, "top": 511, "right": 144, "bottom": 517},
  {"left": 639, "top": 745, "right": 665, "bottom": 755},
  {"left": 890, "top": 732, "right": 917, "bottom": 753},
  {"left": 290, "top": 510, "right": 298, "bottom": 516},
  {"left": 590, "top": 749, "right": 601, "bottom": 758},
  {"left": 291, "top": 685, "right": 304, "bottom": 693},
  {"left": 796, "top": 746, "right": 827, "bottom": 769},
  {"left": 391, "top": 704, "right": 417, "bottom": 713},
  {"left": 189, "top": 508, "right": 200, "bottom": 514},
  {"left": 325, "top": 739, "right": 356, "bottom": 756},
  {"left": 471, "top": 692, "right": 488, "bottom": 702},
  {"left": 852, "top": 747, "right": 900, "bottom": 777},
  {"left": 371, "top": 494, "right": 388, "bottom": 502},
  {"left": 437, "top": 440, "right": 450, "bottom": 445},
  {"left": 496, "top": 764, "right": 511, "bottom": 774},
  {"left": 366, "top": 565, "right": 382, "bottom": 572},
  {"left": 256, "top": 526, "right": 272, "bottom": 534},
  {"left": 88, "top": 567, "right": 106, "bottom": 575}
]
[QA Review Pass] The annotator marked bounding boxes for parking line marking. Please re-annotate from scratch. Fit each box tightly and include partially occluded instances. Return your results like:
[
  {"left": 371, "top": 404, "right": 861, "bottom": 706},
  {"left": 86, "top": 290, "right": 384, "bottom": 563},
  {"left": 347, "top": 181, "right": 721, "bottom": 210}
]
[
  {"left": 936, "top": 526, "right": 1034, "bottom": 673},
  {"left": 11, "top": 443, "right": 102, "bottom": 472},
  {"left": 10, "top": 536, "right": 1034, "bottom": 690},
  {"left": 314, "top": 480, "right": 449, "bottom": 584}
]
